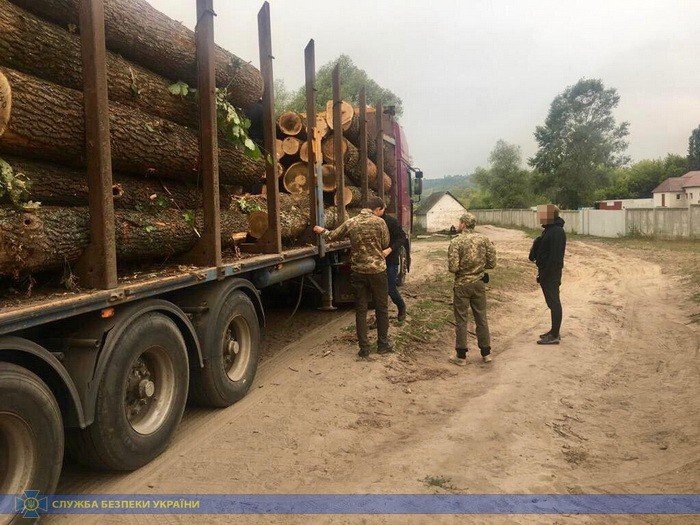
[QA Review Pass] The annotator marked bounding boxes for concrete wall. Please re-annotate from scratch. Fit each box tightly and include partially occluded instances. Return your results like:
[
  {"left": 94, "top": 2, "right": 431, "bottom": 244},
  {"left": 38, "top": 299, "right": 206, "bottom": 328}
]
[
  {"left": 424, "top": 194, "right": 466, "bottom": 232},
  {"left": 469, "top": 206, "right": 699, "bottom": 239}
]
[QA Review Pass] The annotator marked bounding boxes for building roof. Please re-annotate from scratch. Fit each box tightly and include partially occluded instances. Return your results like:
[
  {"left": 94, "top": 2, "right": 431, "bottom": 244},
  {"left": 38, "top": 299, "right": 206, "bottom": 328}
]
[
  {"left": 415, "top": 191, "right": 464, "bottom": 216},
  {"left": 653, "top": 171, "right": 700, "bottom": 193},
  {"left": 681, "top": 171, "right": 700, "bottom": 188},
  {"left": 652, "top": 177, "right": 684, "bottom": 193}
]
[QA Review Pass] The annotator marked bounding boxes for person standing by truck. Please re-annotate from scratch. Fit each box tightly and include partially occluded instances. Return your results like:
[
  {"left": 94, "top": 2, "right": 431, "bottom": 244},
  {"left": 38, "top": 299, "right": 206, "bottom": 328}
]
[
  {"left": 313, "top": 197, "right": 392, "bottom": 357},
  {"left": 379, "top": 209, "right": 408, "bottom": 324},
  {"left": 448, "top": 213, "right": 497, "bottom": 365},
  {"left": 529, "top": 204, "right": 567, "bottom": 345}
]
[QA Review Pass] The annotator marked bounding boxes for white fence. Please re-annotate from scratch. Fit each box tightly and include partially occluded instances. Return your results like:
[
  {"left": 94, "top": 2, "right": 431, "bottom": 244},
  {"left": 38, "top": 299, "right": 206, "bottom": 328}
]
[{"left": 470, "top": 206, "right": 700, "bottom": 239}]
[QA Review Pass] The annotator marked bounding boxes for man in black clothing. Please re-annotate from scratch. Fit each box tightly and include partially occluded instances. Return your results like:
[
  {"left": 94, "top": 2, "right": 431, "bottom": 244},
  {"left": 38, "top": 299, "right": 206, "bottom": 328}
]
[
  {"left": 529, "top": 204, "right": 566, "bottom": 345},
  {"left": 380, "top": 210, "right": 408, "bottom": 323}
]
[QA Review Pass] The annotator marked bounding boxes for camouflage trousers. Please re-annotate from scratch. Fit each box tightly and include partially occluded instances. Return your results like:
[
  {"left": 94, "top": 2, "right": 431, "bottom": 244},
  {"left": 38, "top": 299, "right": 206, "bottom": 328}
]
[{"left": 453, "top": 279, "right": 491, "bottom": 356}]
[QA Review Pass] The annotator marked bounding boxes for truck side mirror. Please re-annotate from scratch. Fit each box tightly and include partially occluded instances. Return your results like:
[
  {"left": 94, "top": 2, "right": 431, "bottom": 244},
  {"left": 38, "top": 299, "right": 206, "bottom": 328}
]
[
  {"left": 414, "top": 171, "right": 423, "bottom": 195},
  {"left": 414, "top": 178, "right": 423, "bottom": 196}
]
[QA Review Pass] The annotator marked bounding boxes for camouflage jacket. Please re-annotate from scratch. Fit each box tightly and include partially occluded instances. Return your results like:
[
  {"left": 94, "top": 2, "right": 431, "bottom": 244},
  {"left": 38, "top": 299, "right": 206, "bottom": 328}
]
[
  {"left": 325, "top": 209, "right": 390, "bottom": 274},
  {"left": 448, "top": 229, "right": 497, "bottom": 286}
]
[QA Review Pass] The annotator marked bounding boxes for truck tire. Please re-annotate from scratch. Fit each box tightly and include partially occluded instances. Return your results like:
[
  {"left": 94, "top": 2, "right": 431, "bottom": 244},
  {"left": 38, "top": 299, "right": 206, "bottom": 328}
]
[
  {"left": 190, "top": 291, "right": 260, "bottom": 407},
  {"left": 67, "top": 312, "right": 188, "bottom": 471},
  {"left": 397, "top": 246, "right": 408, "bottom": 287},
  {"left": 0, "top": 363, "right": 63, "bottom": 504}
]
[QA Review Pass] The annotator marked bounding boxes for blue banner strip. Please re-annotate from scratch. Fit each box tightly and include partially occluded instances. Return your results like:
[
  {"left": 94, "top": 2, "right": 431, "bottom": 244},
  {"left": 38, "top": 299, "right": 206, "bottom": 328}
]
[{"left": 2, "top": 494, "right": 699, "bottom": 516}]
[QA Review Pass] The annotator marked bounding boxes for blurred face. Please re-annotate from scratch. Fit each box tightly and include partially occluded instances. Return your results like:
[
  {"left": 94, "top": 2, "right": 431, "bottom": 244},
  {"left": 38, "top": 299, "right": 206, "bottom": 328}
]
[
  {"left": 373, "top": 207, "right": 386, "bottom": 217},
  {"left": 458, "top": 221, "right": 467, "bottom": 232},
  {"left": 537, "top": 204, "right": 558, "bottom": 225}
]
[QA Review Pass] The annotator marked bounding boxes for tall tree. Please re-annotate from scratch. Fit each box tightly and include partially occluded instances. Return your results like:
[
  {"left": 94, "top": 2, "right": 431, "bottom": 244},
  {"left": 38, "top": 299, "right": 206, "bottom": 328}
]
[
  {"left": 599, "top": 154, "right": 688, "bottom": 200},
  {"left": 287, "top": 55, "right": 403, "bottom": 116},
  {"left": 473, "top": 140, "right": 534, "bottom": 208},
  {"left": 273, "top": 78, "right": 294, "bottom": 116},
  {"left": 530, "top": 79, "right": 629, "bottom": 209},
  {"left": 689, "top": 125, "right": 700, "bottom": 170}
]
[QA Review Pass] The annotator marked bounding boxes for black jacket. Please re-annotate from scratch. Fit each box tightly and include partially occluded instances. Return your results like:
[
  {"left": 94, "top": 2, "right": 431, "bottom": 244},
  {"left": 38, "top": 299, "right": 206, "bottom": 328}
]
[
  {"left": 529, "top": 217, "right": 566, "bottom": 279},
  {"left": 383, "top": 214, "right": 409, "bottom": 267}
]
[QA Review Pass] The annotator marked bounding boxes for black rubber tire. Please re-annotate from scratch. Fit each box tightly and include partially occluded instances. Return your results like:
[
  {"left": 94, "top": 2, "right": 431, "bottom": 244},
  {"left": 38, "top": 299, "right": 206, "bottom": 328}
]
[
  {"left": 0, "top": 362, "right": 63, "bottom": 521},
  {"left": 190, "top": 291, "right": 260, "bottom": 407},
  {"left": 397, "top": 246, "right": 408, "bottom": 287},
  {"left": 67, "top": 312, "right": 189, "bottom": 471}
]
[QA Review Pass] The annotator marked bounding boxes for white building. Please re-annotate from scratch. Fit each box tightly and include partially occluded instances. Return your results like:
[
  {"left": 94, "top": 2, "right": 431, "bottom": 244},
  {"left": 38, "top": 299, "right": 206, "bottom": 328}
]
[
  {"left": 414, "top": 191, "right": 467, "bottom": 233},
  {"left": 653, "top": 171, "right": 700, "bottom": 207}
]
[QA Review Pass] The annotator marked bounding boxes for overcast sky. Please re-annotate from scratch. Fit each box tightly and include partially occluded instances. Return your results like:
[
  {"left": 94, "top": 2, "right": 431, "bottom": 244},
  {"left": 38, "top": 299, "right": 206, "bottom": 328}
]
[{"left": 149, "top": 0, "right": 699, "bottom": 179}]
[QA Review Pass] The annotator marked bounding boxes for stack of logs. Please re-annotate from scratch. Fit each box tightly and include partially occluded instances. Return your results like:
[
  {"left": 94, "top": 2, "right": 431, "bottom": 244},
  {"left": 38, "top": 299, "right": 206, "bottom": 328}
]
[{"left": 0, "top": 0, "right": 394, "bottom": 279}]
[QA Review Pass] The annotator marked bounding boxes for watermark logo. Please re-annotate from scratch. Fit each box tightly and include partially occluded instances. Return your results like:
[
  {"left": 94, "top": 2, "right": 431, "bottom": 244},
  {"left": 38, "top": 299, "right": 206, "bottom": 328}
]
[{"left": 14, "top": 490, "right": 47, "bottom": 519}]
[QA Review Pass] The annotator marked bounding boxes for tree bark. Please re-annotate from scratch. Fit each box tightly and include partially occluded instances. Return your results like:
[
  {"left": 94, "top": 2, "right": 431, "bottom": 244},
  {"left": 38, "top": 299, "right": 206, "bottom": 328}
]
[
  {"left": 0, "top": 0, "right": 202, "bottom": 128},
  {"left": 0, "top": 205, "right": 249, "bottom": 276},
  {"left": 7, "top": 0, "right": 263, "bottom": 110},
  {"left": 342, "top": 139, "right": 392, "bottom": 191},
  {"left": 0, "top": 68, "right": 265, "bottom": 187},
  {"left": 241, "top": 192, "right": 356, "bottom": 241},
  {"left": 0, "top": 155, "right": 240, "bottom": 209}
]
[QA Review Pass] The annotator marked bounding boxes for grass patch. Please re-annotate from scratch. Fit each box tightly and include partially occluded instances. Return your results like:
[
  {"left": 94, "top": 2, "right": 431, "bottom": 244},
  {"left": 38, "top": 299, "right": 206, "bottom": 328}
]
[{"left": 420, "top": 475, "right": 458, "bottom": 491}]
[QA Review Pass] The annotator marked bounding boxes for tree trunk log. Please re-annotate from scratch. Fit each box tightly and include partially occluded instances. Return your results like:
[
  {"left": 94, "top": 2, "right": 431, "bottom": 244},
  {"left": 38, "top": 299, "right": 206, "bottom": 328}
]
[
  {"left": 342, "top": 139, "right": 392, "bottom": 191},
  {"left": 0, "top": 0, "right": 202, "bottom": 128},
  {"left": 0, "top": 68, "right": 265, "bottom": 187},
  {"left": 0, "top": 155, "right": 240, "bottom": 209},
  {"left": 325, "top": 100, "right": 354, "bottom": 131},
  {"left": 0, "top": 205, "right": 249, "bottom": 276},
  {"left": 277, "top": 112, "right": 303, "bottom": 136},
  {"left": 241, "top": 192, "right": 356, "bottom": 241},
  {"left": 334, "top": 186, "right": 378, "bottom": 207},
  {"left": 281, "top": 137, "right": 301, "bottom": 156},
  {"left": 282, "top": 162, "right": 309, "bottom": 195},
  {"left": 7, "top": 0, "right": 263, "bottom": 110}
]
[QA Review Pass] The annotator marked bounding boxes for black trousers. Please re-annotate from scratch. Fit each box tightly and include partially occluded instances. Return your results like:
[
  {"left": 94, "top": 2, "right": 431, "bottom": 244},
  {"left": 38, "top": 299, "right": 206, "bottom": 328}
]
[
  {"left": 540, "top": 271, "right": 562, "bottom": 337},
  {"left": 351, "top": 271, "right": 390, "bottom": 351}
]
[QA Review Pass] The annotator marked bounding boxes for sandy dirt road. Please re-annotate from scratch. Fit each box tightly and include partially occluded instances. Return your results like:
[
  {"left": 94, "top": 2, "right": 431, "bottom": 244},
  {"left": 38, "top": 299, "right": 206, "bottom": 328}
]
[{"left": 51, "top": 226, "right": 699, "bottom": 525}]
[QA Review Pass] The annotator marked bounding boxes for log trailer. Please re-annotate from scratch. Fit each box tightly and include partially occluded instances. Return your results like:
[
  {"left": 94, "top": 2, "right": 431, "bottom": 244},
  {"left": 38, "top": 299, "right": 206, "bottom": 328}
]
[{"left": 0, "top": 0, "right": 424, "bottom": 504}]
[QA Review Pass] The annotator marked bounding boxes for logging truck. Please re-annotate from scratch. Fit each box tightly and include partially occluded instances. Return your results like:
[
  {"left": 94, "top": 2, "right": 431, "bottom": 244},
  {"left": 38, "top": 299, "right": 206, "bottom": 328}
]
[{"left": 0, "top": 0, "right": 424, "bottom": 508}]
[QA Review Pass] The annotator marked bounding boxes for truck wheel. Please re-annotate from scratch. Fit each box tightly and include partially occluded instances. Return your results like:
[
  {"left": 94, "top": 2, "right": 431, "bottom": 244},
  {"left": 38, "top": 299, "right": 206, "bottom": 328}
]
[
  {"left": 68, "top": 312, "right": 188, "bottom": 471},
  {"left": 0, "top": 362, "right": 63, "bottom": 500},
  {"left": 397, "top": 246, "right": 408, "bottom": 287},
  {"left": 190, "top": 291, "right": 260, "bottom": 407}
]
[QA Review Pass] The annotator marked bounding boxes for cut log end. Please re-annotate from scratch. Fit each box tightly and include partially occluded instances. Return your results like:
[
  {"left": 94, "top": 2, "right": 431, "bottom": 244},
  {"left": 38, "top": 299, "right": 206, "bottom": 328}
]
[
  {"left": 334, "top": 186, "right": 353, "bottom": 207},
  {"left": 248, "top": 210, "right": 269, "bottom": 239},
  {"left": 321, "top": 136, "right": 348, "bottom": 162},
  {"left": 325, "top": 100, "right": 354, "bottom": 131},
  {"left": 275, "top": 139, "right": 284, "bottom": 160},
  {"left": 282, "top": 162, "right": 309, "bottom": 195},
  {"left": 0, "top": 70, "right": 10, "bottom": 137},
  {"left": 278, "top": 112, "right": 303, "bottom": 136},
  {"left": 281, "top": 136, "right": 301, "bottom": 156}
]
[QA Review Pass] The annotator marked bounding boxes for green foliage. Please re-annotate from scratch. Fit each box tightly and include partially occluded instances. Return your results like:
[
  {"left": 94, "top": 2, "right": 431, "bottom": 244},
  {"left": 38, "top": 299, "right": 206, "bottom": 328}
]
[
  {"left": 0, "top": 159, "right": 40, "bottom": 210},
  {"left": 689, "top": 125, "right": 700, "bottom": 170},
  {"left": 597, "top": 154, "right": 688, "bottom": 200},
  {"left": 530, "top": 78, "right": 629, "bottom": 209},
  {"left": 286, "top": 55, "right": 403, "bottom": 116},
  {"left": 182, "top": 210, "right": 196, "bottom": 227},
  {"left": 473, "top": 140, "right": 537, "bottom": 209},
  {"left": 235, "top": 196, "right": 263, "bottom": 213},
  {"left": 167, "top": 82, "right": 264, "bottom": 161},
  {"left": 273, "top": 78, "right": 293, "bottom": 117}
]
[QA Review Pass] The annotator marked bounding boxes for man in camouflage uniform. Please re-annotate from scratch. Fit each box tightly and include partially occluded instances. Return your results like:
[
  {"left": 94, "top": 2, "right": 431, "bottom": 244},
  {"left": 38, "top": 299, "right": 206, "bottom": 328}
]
[
  {"left": 447, "top": 213, "right": 497, "bottom": 365},
  {"left": 313, "top": 197, "right": 392, "bottom": 358}
]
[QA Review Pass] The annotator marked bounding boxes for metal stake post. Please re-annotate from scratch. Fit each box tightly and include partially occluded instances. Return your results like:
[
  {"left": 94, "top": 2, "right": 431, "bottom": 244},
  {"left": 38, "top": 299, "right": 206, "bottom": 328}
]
[
  {"left": 358, "top": 87, "right": 369, "bottom": 207},
  {"left": 304, "top": 40, "right": 325, "bottom": 257},
  {"left": 375, "top": 101, "right": 385, "bottom": 204},
  {"left": 332, "top": 65, "right": 347, "bottom": 224},
  {"left": 184, "top": 0, "right": 222, "bottom": 268},
  {"left": 75, "top": 0, "right": 117, "bottom": 289}
]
